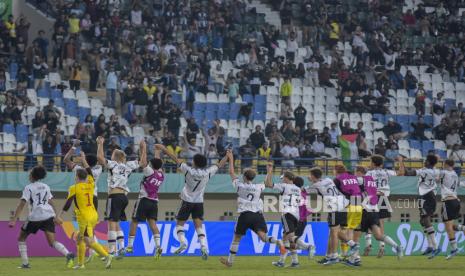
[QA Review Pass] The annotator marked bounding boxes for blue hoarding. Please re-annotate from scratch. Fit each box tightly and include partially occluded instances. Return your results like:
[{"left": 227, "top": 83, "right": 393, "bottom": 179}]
[{"left": 119, "top": 221, "right": 329, "bottom": 256}]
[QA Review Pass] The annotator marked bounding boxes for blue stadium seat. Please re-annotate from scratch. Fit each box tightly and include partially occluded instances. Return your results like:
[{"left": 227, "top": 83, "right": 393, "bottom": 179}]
[
  {"left": 193, "top": 103, "right": 206, "bottom": 112},
  {"left": 445, "top": 99, "right": 456, "bottom": 111},
  {"left": 183, "top": 111, "right": 192, "bottom": 118},
  {"left": 65, "top": 99, "right": 78, "bottom": 116},
  {"left": 243, "top": 94, "right": 254, "bottom": 104},
  {"left": 254, "top": 104, "right": 266, "bottom": 113},
  {"left": 2, "top": 124, "right": 14, "bottom": 134},
  {"left": 50, "top": 89, "right": 62, "bottom": 99},
  {"left": 119, "top": 136, "right": 134, "bottom": 150},
  {"left": 373, "top": 113, "right": 384, "bottom": 123},
  {"left": 79, "top": 107, "right": 91, "bottom": 122},
  {"left": 16, "top": 125, "right": 29, "bottom": 143},
  {"left": 54, "top": 98, "right": 65, "bottom": 108},
  {"left": 422, "top": 140, "right": 434, "bottom": 151},
  {"left": 171, "top": 93, "right": 183, "bottom": 106},
  {"left": 193, "top": 111, "right": 205, "bottom": 121},
  {"left": 229, "top": 103, "right": 241, "bottom": 119},
  {"left": 217, "top": 103, "right": 230, "bottom": 119},
  {"left": 255, "top": 95, "right": 266, "bottom": 104},
  {"left": 205, "top": 110, "right": 218, "bottom": 120},
  {"left": 423, "top": 115, "right": 433, "bottom": 126},
  {"left": 426, "top": 90, "right": 433, "bottom": 99},
  {"left": 408, "top": 89, "right": 416, "bottom": 97},
  {"left": 409, "top": 140, "right": 421, "bottom": 150},
  {"left": 205, "top": 103, "right": 218, "bottom": 111},
  {"left": 400, "top": 122, "right": 410, "bottom": 132},
  {"left": 37, "top": 88, "right": 49, "bottom": 98},
  {"left": 385, "top": 115, "right": 396, "bottom": 123},
  {"left": 437, "top": 150, "right": 447, "bottom": 159},
  {"left": 408, "top": 115, "right": 418, "bottom": 124},
  {"left": 253, "top": 111, "right": 266, "bottom": 121}
]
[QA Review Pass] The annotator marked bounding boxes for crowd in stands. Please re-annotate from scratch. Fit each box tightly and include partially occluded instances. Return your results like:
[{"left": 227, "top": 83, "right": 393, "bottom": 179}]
[{"left": 1, "top": 0, "right": 465, "bottom": 174}]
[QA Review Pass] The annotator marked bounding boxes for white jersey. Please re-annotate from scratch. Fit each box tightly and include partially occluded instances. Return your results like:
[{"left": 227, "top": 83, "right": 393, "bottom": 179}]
[
  {"left": 438, "top": 169, "right": 459, "bottom": 200},
  {"left": 232, "top": 178, "right": 264, "bottom": 213},
  {"left": 305, "top": 177, "right": 348, "bottom": 212},
  {"left": 21, "top": 182, "right": 55, "bottom": 221},
  {"left": 273, "top": 183, "right": 301, "bottom": 220},
  {"left": 73, "top": 164, "right": 103, "bottom": 196},
  {"left": 179, "top": 163, "right": 219, "bottom": 203},
  {"left": 107, "top": 160, "right": 139, "bottom": 193},
  {"left": 366, "top": 168, "right": 396, "bottom": 196},
  {"left": 415, "top": 167, "right": 440, "bottom": 196}
]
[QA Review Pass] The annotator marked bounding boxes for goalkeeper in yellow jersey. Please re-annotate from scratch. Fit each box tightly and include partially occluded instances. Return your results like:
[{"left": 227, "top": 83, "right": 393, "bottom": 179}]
[{"left": 59, "top": 153, "right": 113, "bottom": 269}]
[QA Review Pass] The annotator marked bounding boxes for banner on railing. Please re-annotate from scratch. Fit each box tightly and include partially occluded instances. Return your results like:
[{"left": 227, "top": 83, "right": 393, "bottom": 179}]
[{"left": 1, "top": 222, "right": 464, "bottom": 257}]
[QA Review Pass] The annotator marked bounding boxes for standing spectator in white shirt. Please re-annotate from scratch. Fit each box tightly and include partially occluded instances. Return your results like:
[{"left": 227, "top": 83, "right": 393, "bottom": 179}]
[
  {"left": 312, "top": 136, "right": 325, "bottom": 154},
  {"left": 304, "top": 56, "right": 319, "bottom": 86},
  {"left": 131, "top": 5, "right": 143, "bottom": 27},
  {"left": 286, "top": 32, "right": 298, "bottom": 62},
  {"left": 235, "top": 48, "right": 250, "bottom": 67}
]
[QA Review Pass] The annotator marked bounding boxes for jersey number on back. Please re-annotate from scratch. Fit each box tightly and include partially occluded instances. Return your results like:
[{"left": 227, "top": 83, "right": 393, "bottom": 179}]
[{"left": 35, "top": 192, "right": 48, "bottom": 206}]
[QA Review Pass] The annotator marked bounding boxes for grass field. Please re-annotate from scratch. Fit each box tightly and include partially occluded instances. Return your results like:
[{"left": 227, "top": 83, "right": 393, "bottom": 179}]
[{"left": 0, "top": 256, "right": 464, "bottom": 276}]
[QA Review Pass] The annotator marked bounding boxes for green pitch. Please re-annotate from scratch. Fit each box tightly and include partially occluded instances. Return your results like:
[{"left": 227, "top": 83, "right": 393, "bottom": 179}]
[{"left": 0, "top": 256, "right": 464, "bottom": 276}]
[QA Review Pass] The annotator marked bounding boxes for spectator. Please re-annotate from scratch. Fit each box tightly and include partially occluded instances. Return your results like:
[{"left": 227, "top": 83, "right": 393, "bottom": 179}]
[
  {"left": 312, "top": 136, "right": 326, "bottom": 156},
  {"left": 42, "top": 134, "right": 59, "bottom": 171},
  {"left": 227, "top": 77, "right": 239, "bottom": 103},
  {"left": 265, "top": 118, "right": 277, "bottom": 138},
  {"left": 449, "top": 144, "right": 465, "bottom": 176},
  {"left": 60, "top": 136, "right": 73, "bottom": 171},
  {"left": 432, "top": 92, "right": 445, "bottom": 114},
  {"left": 106, "top": 137, "right": 121, "bottom": 156},
  {"left": 69, "top": 62, "right": 81, "bottom": 91},
  {"left": 318, "top": 63, "right": 333, "bottom": 87},
  {"left": 235, "top": 48, "right": 250, "bottom": 67},
  {"left": 410, "top": 117, "right": 432, "bottom": 141},
  {"left": 329, "top": 122, "right": 339, "bottom": 147},
  {"left": 186, "top": 117, "right": 200, "bottom": 141},
  {"left": 414, "top": 82, "right": 427, "bottom": 115},
  {"left": 249, "top": 125, "right": 265, "bottom": 149},
  {"left": 106, "top": 67, "right": 118, "bottom": 108},
  {"left": 446, "top": 129, "right": 462, "bottom": 149},
  {"left": 239, "top": 139, "right": 256, "bottom": 168},
  {"left": 16, "top": 134, "right": 40, "bottom": 171},
  {"left": 257, "top": 142, "right": 271, "bottom": 174},
  {"left": 339, "top": 115, "right": 356, "bottom": 134},
  {"left": 182, "top": 130, "right": 203, "bottom": 159},
  {"left": 238, "top": 103, "right": 253, "bottom": 128},
  {"left": 385, "top": 144, "right": 399, "bottom": 168},
  {"left": 280, "top": 77, "right": 293, "bottom": 103},
  {"left": 433, "top": 118, "right": 450, "bottom": 141},
  {"left": 280, "top": 99, "right": 293, "bottom": 120},
  {"left": 52, "top": 26, "right": 66, "bottom": 69},
  {"left": 374, "top": 137, "right": 387, "bottom": 156},
  {"left": 281, "top": 141, "right": 299, "bottom": 168},
  {"left": 294, "top": 103, "right": 307, "bottom": 130},
  {"left": 33, "top": 30, "right": 49, "bottom": 62},
  {"left": 375, "top": 118, "right": 407, "bottom": 140}
]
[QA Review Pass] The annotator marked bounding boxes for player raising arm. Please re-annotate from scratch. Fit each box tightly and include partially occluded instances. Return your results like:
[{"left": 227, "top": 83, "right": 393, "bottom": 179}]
[
  {"left": 96, "top": 136, "right": 147, "bottom": 258},
  {"left": 220, "top": 158, "right": 284, "bottom": 267},
  {"left": 398, "top": 154, "right": 440, "bottom": 259},
  {"left": 58, "top": 166, "right": 113, "bottom": 269},
  {"left": 9, "top": 166, "right": 75, "bottom": 269},
  {"left": 156, "top": 144, "right": 228, "bottom": 260},
  {"left": 126, "top": 144, "right": 165, "bottom": 260}
]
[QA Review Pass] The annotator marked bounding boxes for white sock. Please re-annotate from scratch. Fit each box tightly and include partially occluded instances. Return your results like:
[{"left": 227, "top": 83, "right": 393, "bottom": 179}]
[
  {"left": 425, "top": 226, "right": 437, "bottom": 249},
  {"left": 280, "top": 241, "right": 290, "bottom": 262},
  {"left": 196, "top": 227, "right": 207, "bottom": 248},
  {"left": 108, "top": 231, "right": 117, "bottom": 254},
  {"left": 52, "top": 241, "right": 69, "bottom": 256},
  {"left": 347, "top": 240, "right": 355, "bottom": 247},
  {"left": 450, "top": 238, "right": 457, "bottom": 251},
  {"left": 379, "top": 241, "right": 385, "bottom": 248},
  {"left": 154, "top": 234, "right": 161, "bottom": 249},
  {"left": 330, "top": 253, "right": 338, "bottom": 258},
  {"left": 116, "top": 230, "right": 125, "bottom": 249},
  {"left": 128, "top": 235, "right": 135, "bottom": 248},
  {"left": 365, "top": 234, "right": 372, "bottom": 246},
  {"left": 382, "top": 235, "right": 398, "bottom": 248},
  {"left": 176, "top": 225, "right": 187, "bottom": 245},
  {"left": 291, "top": 250, "right": 298, "bottom": 263},
  {"left": 18, "top": 241, "right": 29, "bottom": 265},
  {"left": 296, "top": 238, "right": 311, "bottom": 250},
  {"left": 228, "top": 241, "right": 239, "bottom": 264}
]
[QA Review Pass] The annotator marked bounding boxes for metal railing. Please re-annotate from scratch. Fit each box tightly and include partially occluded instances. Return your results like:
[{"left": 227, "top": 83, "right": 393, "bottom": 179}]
[
  {"left": 0, "top": 154, "right": 452, "bottom": 175},
  {"left": 26, "top": 0, "right": 59, "bottom": 18}
]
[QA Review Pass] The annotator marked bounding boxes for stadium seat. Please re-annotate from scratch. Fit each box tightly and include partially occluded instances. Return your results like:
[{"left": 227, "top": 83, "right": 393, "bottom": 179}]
[
  {"left": 16, "top": 125, "right": 29, "bottom": 144},
  {"left": 2, "top": 124, "right": 14, "bottom": 134}
]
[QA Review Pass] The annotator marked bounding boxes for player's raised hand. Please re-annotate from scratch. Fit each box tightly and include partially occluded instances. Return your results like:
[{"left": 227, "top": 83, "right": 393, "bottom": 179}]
[
  {"left": 266, "top": 162, "right": 273, "bottom": 173},
  {"left": 226, "top": 149, "right": 233, "bottom": 159},
  {"left": 73, "top": 139, "right": 81, "bottom": 147},
  {"left": 139, "top": 139, "right": 146, "bottom": 149},
  {"left": 8, "top": 219, "right": 16, "bottom": 228},
  {"left": 96, "top": 136, "right": 105, "bottom": 144},
  {"left": 80, "top": 151, "right": 86, "bottom": 159}
]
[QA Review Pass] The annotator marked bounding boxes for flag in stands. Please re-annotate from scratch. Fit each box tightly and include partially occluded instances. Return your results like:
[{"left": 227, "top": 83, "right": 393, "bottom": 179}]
[{"left": 339, "top": 134, "right": 359, "bottom": 170}]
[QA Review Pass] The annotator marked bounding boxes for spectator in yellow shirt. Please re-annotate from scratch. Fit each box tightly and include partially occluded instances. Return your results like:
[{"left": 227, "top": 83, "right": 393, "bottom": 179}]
[
  {"left": 68, "top": 13, "right": 80, "bottom": 34},
  {"left": 280, "top": 77, "right": 293, "bottom": 103},
  {"left": 143, "top": 81, "right": 157, "bottom": 98}
]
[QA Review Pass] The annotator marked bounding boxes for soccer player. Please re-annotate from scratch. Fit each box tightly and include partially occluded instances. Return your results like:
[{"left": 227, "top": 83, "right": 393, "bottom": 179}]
[
  {"left": 96, "top": 136, "right": 147, "bottom": 257},
  {"left": 63, "top": 140, "right": 103, "bottom": 262},
  {"left": 8, "top": 166, "right": 75, "bottom": 269},
  {"left": 399, "top": 154, "right": 440, "bottom": 258},
  {"left": 349, "top": 166, "right": 403, "bottom": 266},
  {"left": 307, "top": 167, "right": 349, "bottom": 265},
  {"left": 292, "top": 176, "right": 315, "bottom": 256},
  {"left": 126, "top": 145, "right": 165, "bottom": 259},
  {"left": 266, "top": 170, "right": 304, "bottom": 268},
  {"left": 220, "top": 157, "right": 285, "bottom": 267},
  {"left": 333, "top": 165, "right": 362, "bottom": 259},
  {"left": 364, "top": 155, "right": 396, "bottom": 257},
  {"left": 156, "top": 143, "right": 228, "bottom": 260},
  {"left": 58, "top": 165, "right": 113, "bottom": 269},
  {"left": 438, "top": 160, "right": 463, "bottom": 259}
]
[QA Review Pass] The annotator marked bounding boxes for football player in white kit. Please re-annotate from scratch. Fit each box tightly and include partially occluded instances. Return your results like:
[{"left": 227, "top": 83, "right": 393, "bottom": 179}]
[
  {"left": 97, "top": 136, "right": 147, "bottom": 258},
  {"left": 63, "top": 140, "right": 103, "bottom": 262},
  {"left": 266, "top": 170, "right": 304, "bottom": 268},
  {"left": 438, "top": 160, "right": 464, "bottom": 259},
  {"left": 364, "top": 155, "right": 396, "bottom": 257},
  {"left": 156, "top": 144, "right": 228, "bottom": 260},
  {"left": 399, "top": 154, "right": 441, "bottom": 258},
  {"left": 220, "top": 158, "right": 285, "bottom": 267},
  {"left": 8, "top": 166, "right": 75, "bottom": 269}
]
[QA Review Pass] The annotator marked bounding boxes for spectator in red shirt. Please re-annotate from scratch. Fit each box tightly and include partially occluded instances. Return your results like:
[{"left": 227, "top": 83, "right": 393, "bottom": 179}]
[{"left": 403, "top": 9, "right": 416, "bottom": 26}]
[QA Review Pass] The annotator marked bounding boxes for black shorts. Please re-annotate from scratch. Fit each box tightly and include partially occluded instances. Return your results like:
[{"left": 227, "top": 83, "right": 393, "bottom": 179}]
[
  {"left": 441, "top": 199, "right": 461, "bottom": 222},
  {"left": 419, "top": 191, "right": 436, "bottom": 217},
  {"left": 132, "top": 198, "right": 158, "bottom": 222},
  {"left": 281, "top": 213, "right": 299, "bottom": 234},
  {"left": 360, "top": 210, "right": 380, "bottom": 233},
  {"left": 106, "top": 194, "right": 128, "bottom": 222},
  {"left": 378, "top": 197, "right": 392, "bottom": 219},
  {"left": 234, "top": 211, "right": 268, "bottom": 236},
  {"left": 176, "top": 200, "right": 204, "bottom": 221},
  {"left": 21, "top": 217, "right": 55, "bottom": 234},
  {"left": 327, "top": 211, "right": 347, "bottom": 227},
  {"left": 295, "top": 220, "right": 307, "bottom": 238}
]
